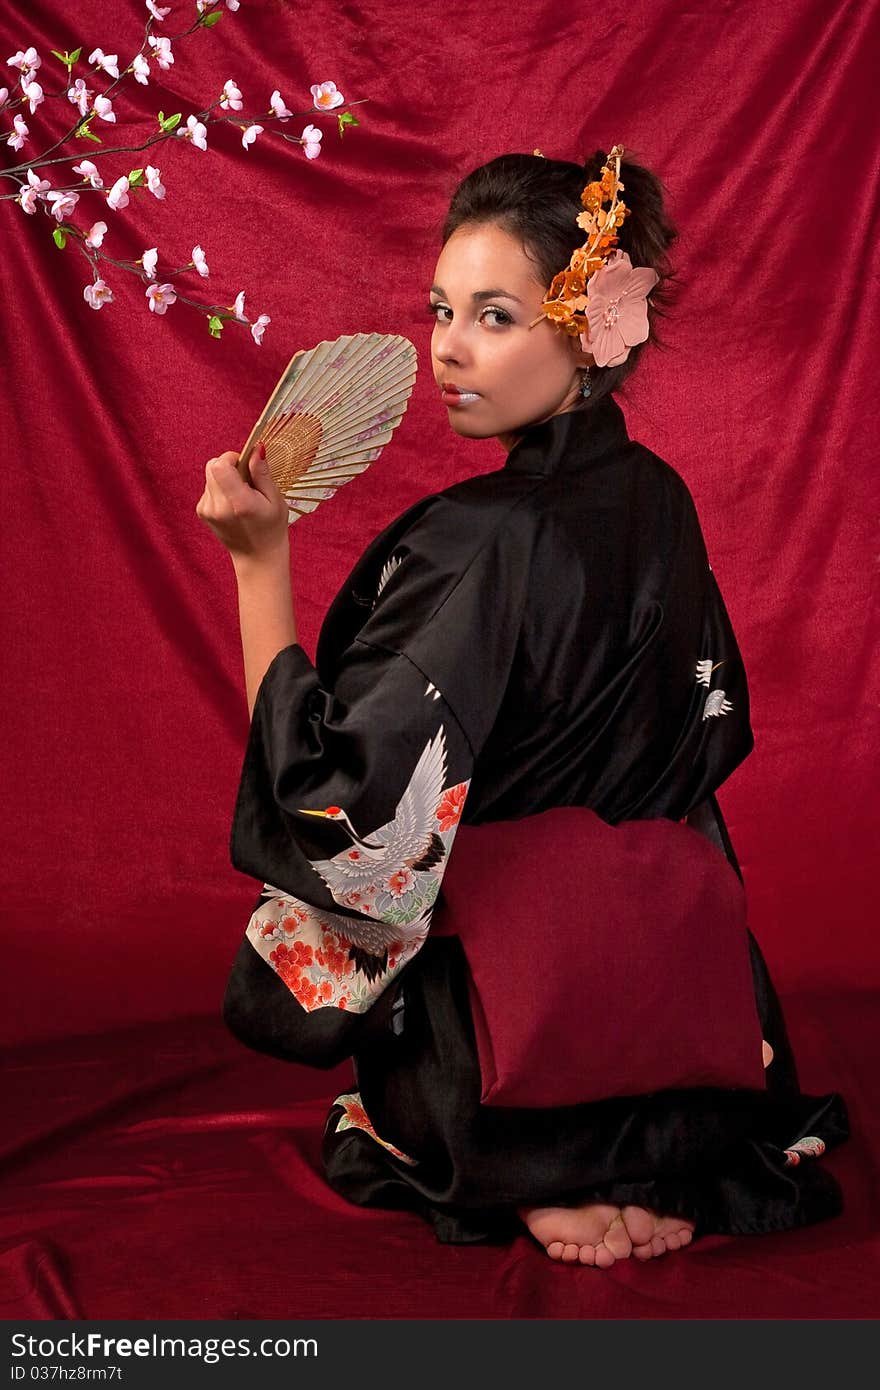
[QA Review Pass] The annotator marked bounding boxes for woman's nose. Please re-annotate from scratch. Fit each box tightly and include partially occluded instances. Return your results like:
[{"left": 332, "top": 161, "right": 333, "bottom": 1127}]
[{"left": 434, "top": 326, "right": 471, "bottom": 365}]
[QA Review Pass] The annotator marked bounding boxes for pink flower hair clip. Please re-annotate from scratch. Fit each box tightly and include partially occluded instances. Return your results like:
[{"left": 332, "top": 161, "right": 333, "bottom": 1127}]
[{"left": 527, "top": 144, "right": 659, "bottom": 369}]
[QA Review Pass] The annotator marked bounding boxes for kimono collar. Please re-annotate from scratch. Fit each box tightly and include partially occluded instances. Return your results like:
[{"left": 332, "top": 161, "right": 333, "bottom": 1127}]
[{"left": 501, "top": 391, "right": 631, "bottom": 476}]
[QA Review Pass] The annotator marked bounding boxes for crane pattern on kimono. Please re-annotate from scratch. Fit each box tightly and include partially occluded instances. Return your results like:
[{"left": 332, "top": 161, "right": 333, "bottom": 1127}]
[
  {"left": 246, "top": 698, "right": 471, "bottom": 1010},
  {"left": 296, "top": 719, "right": 463, "bottom": 972},
  {"left": 373, "top": 550, "right": 403, "bottom": 607},
  {"left": 695, "top": 657, "right": 734, "bottom": 719},
  {"left": 330, "top": 1091, "right": 419, "bottom": 1166}
]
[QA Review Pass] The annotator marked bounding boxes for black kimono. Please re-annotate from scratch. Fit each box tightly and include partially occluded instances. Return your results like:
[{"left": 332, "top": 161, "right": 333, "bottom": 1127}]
[{"left": 223, "top": 392, "right": 849, "bottom": 1244}]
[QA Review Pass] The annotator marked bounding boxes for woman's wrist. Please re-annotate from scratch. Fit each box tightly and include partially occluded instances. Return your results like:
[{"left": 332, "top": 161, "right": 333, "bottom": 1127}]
[
  {"left": 231, "top": 539, "right": 291, "bottom": 581},
  {"left": 231, "top": 542, "right": 298, "bottom": 718}
]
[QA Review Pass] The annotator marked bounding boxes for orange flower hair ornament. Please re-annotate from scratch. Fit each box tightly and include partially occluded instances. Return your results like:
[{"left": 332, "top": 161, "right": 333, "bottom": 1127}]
[{"left": 528, "top": 144, "right": 659, "bottom": 369}]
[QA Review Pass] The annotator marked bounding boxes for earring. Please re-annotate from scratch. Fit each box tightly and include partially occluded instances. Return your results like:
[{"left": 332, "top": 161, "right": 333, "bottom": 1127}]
[{"left": 579, "top": 368, "right": 593, "bottom": 399}]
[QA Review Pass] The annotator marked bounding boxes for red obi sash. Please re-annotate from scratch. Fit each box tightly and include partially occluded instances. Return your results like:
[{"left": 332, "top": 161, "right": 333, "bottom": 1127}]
[{"left": 431, "top": 807, "right": 768, "bottom": 1109}]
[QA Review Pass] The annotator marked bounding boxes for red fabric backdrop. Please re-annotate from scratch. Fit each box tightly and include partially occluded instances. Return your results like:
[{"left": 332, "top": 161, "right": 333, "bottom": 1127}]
[{"left": 3, "top": 0, "right": 877, "bottom": 1052}]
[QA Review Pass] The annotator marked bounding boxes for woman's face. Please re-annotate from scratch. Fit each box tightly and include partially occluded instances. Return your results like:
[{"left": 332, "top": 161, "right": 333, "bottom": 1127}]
[{"left": 428, "top": 221, "right": 592, "bottom": 451}]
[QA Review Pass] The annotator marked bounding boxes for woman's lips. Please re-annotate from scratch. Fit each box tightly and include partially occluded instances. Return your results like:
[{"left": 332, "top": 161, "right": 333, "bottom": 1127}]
[{"left": 440, "top": 387, "right": 482, "bottom": 405}]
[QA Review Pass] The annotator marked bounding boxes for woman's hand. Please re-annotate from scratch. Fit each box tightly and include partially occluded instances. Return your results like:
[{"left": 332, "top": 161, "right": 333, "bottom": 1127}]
[{"left": 195, "top": 443, "right": 290, "bottom": 563}]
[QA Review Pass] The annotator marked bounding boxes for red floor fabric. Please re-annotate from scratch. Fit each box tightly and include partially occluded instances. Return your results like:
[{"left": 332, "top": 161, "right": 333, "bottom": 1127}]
[
  {"left": 2, "top": 992, "right": 876, "bottom": 1320},
  {"left": 2, "top": 0, "right": 878, "bottom": 1053}
]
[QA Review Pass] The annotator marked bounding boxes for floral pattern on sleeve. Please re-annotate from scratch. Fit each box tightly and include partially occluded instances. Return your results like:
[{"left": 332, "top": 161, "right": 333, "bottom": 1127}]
[{"left": 782, "top": 1135, "right": 827, "bottom": 1167}]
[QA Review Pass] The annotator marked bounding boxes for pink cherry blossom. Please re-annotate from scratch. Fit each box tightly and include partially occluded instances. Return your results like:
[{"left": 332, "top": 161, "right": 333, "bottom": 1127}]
[
  {"left": 241, "top": 124, "right": 263, "bottom": 151},
  {"left": 301, "top": 124, "right": 322, "bottom": 159},
  {"left": 22, "top": 80, "right": 43, "bottom": 114},
  {"left": 6, "top": 113, "right": 28, "bottom": 150},
  {"left": 250, "top": 314, "right": 270, "bottom": 345},
  {"left": 221, "top": 80, "right": 243, "bottom": 111},
  {"left": 67, "top": 79, "right": 93, "bottom": 116},
  {"left": 147, "top": 36, "right": 174, "bottom": 70},
  {"left": 233, "top": 290, "right": 247, "bottom": 320},
  {"left": 145, "top": 165, "right": 165, "bottom": 199},
  {"left": 176, "top": 114, "right": 207, "bottom": 149},
  {"left": 19, "top": 170, "right": 51, "bottom": 213},
  {"left": 141, "top": 248, "right": 158, "bottom": 279},
  {"left": 85, "top": 221, "right": 108, "bottom": 248},
  {"left": 46, "top": 191, "right": 79, "bottom": 222},
  {"left": 270, "top": 90, "right": 292, "bottom": 120},
  {"left": 146, "top": 283, "right": 177, "bottom": 314},
  {"left": 192, "top": 245, "right": 209, "bottom": 277},
  {"left": 132, "top": 54, "right": 151, "bottom": 85},
  {"left": 581, "top": 250, "right": 659, "bottom": 369},
  {"left": 107, "top": 176, "right": 130, "bottom": 211},
  {"left": 93, "top": 95, "right": 116, "bottom": 123},
  {"left": 73, "top": 160, "right": 104, "bottom": 189},
  {"left": 87, "top": 49, "right": 120, "bottom": 80},
  {"left": 146, "top": 2, "right": 171, "bottom": 20},
  {"left": 27, "top": 168, "right": 51, "bottom": 196},
  {"left": 197, "top": 0, "right": 240, "bottom": 10},
  {"left": 6, "top": 48, "right": 41, "bottom": 78},
  {"left": 84, "top": 278, "right": 114, "bottom": 310},
  {"left": 0, "top": 88, "right": 8, "bottom": 108},
  {"left": 310, "top": 81, "right": 344, "bottom": 110}
]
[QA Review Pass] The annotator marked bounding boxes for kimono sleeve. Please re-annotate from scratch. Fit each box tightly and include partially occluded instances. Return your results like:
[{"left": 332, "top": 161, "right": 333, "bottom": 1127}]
[{"left": 223, "top": 491, "right": 536, "bottom": 1068}]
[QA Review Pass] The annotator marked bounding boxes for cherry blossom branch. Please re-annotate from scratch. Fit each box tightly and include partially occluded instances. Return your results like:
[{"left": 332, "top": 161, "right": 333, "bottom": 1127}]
[
  {"left": 63, "top": 218, "right": 259, "bottom": 338},
  {"left": 1, "top": 1, "right": 368, "bottom": 342},
  {"left": 1, "top": 98, "right": 370, "bottom": 181},
  {"left": 2, "top": 1, "right": 215, "bottom": 171}
]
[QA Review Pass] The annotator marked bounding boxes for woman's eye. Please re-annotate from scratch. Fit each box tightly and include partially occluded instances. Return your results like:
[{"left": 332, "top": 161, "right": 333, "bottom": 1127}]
[{"left": 426, "top": 302, "right": 511, "bottom": 326}]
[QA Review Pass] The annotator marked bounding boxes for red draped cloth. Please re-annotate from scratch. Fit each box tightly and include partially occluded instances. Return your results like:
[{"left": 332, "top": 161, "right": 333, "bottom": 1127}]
[{"left": 2, "top": 0, "right": 875, "bottom": 1321}]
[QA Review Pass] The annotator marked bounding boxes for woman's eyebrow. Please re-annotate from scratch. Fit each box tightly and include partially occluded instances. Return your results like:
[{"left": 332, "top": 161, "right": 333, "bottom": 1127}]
[{"left": 430, "top": 285, "right": 524, "bottom": 304}]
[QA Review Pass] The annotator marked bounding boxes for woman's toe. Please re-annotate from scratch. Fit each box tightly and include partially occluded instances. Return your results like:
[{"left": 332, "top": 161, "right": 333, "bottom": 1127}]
[
  {"left": 578, "top": 1244, "right": 597, "bottom": 1265},
  {"left": 603, "top": 1214, "right": 633, "bottom": 1260},
  {"left": 547, "top": 1241, "right": 565, "bottom": 1259},
  {"left": 562, "top": 1242, "right": 580, "bottom": 1262}
]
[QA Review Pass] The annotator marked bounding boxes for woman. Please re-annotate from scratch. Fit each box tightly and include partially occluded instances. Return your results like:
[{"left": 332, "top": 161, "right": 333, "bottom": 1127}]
[{"left": 201, "top": 148, "right": 849, "bottom": 1267}]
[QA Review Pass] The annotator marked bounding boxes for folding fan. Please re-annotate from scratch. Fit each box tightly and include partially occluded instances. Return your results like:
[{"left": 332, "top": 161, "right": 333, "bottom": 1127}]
[{"left": 236, "top": 332, "right": 418, "bottom": 522}]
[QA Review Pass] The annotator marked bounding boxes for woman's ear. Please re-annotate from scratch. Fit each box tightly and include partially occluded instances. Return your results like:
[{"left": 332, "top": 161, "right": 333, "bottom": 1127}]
[{"left": 572, "top": 329, "right": 595, "bottom": 369}]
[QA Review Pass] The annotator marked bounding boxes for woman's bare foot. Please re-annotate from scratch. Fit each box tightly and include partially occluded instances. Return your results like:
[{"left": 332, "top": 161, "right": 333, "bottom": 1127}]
[
  {"left": 620, "top": 1204, "right": 696, "bottom": 1260},
  {"left": 517, "top": 1201, "right": 633, "bottom": 1267}
]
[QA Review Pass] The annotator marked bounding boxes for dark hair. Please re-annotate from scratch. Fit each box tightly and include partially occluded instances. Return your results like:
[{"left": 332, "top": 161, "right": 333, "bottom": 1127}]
[{"left": 437, "top": 147, "right": 680, "bottom": 412}]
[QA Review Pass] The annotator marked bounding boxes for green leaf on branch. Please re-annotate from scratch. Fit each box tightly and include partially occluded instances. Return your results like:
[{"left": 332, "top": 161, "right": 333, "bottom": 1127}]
[
  {"left": 337, "top": 110, "right": 360, "bottom": 138},
  {"left": 53, "top": 228, "right": 67, "bottom": 249},
  {"left": 200, "top": 9, "right": 223, "bottom": 26},
  {"left": 51, "top": 47, "right": 81, "bottom": 69},
  {"left": 159, "top": 112, "right": 182, "bottom": 132},
  {"left": 75, "top": 120, "right": 102, "bottom": 144},
  {"left": 127, "top": 169, "right": 145, "bottom": 186},
  {"left": 208, "top": 315, "right": 224, "bottom": 338}
]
